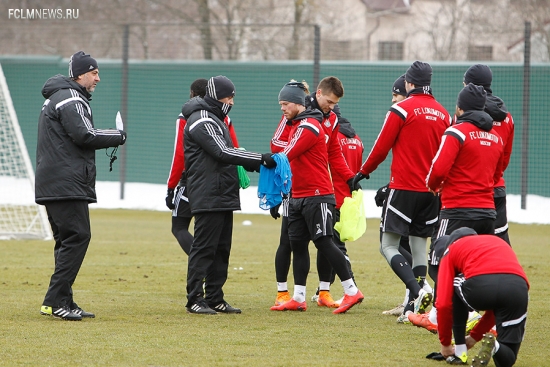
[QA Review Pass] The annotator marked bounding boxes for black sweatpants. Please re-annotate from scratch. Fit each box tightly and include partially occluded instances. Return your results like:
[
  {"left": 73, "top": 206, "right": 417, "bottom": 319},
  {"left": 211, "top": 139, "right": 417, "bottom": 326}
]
[
  {"left": 494, "top": 195, "right": 511, "bottom": 245},
  {"left": 186, "top": 211, "right": 233, "bottom": 306},
  {"left": 43, "top": 200, "right": 91, "bottom": 308},
  {"left": 171, "top": 216, "right": 193, "bottom": 255},
  {"left": 454, "top": 274, "right": 528, "bottom": 367},
  {"left": 274, "top": 216, "right": 292, "bottom": 283}
]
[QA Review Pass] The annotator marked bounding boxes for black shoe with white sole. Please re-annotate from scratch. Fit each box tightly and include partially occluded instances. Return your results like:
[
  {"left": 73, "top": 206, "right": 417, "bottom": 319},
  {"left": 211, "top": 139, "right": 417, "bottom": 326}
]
[
  {"left": 186, "top": 300, "right": 217, "bottom": 315},
  {"left": 209, "top": 301, "right": 242, "bottom": 314}
]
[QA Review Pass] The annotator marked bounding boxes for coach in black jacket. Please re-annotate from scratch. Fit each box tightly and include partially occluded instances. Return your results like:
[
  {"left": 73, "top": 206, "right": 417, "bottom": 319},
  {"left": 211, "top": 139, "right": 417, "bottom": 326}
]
[
  {"left": 36, "top": 51, "right": 126, "bottom": 321},
  {"left": 183, "top": 75, "right": 275, "bottom": 314}
]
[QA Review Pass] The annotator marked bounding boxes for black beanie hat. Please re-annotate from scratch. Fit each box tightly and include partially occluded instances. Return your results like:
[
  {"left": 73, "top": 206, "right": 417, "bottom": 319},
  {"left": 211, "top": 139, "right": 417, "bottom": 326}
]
[
  {"left": 457, "top": 83, "right": 487, "bottom": 111},
  {"left": 392, "top": 74, "right": 407, "bottom": 96},
  {"left": 206, "top": 75, "right": 235, "bottom": 100},
  {"left": 405, "top": 61, "right": 432, "bottom": 87},
  {"left": 278, "top": 81, "right": 307, "bottom": 106},
  {"left": 69, "top": 51, "right": 98, "bottom": 78},
  {"left": 464, "top": 64, "right": 492, "bottom": 90}
]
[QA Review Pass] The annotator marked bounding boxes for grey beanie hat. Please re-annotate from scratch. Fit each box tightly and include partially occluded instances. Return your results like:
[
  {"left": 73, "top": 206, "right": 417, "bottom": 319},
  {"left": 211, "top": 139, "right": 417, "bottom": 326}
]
[{"left": 278, "top": 81, "right": 307, "bottom": 105}]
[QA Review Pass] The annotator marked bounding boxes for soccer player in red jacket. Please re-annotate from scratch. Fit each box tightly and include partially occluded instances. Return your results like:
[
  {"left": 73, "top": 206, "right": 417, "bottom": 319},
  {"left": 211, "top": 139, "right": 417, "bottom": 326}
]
[
  {"left": 380, "top": 74, "right": 432, "bottom": 317},
  {"left": 270, "top": 78, "right": 359, "bottom": 308},
  {"left": 269, "top": 81, "right": 363, "bottom": 314},
  {"left": 463, "top": 64, "right": 514, "bottom": 244},
  {"left": 426, "top": 83, "right": 505, "bottom": 237},
  {"left": 352, "top": 61, "right": 451, "bottom": 321},
  {"left": 306, "top": 77, "right": 359, "bottom": 307},
  {"left": 430, "top": 228, "right": 528, "bottom": 366},
  {"left": 165, "top": 79, "right": 240, "bottom": 254},
  {"left": 316, "top": 116, "right": 364, "bottom": 305}
]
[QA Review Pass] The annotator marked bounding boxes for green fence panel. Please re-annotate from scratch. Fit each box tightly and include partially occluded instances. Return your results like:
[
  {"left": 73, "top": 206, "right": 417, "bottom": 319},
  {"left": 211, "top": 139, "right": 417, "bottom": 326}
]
[{"left": 2, "top": 57, "right": 548, "bottom": 197}]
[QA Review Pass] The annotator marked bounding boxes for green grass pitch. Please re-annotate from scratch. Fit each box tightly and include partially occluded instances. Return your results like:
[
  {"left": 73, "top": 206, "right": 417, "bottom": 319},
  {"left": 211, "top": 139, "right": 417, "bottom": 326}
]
[{"left": 0, "top": 209, "right": 547, "bottom": 366}]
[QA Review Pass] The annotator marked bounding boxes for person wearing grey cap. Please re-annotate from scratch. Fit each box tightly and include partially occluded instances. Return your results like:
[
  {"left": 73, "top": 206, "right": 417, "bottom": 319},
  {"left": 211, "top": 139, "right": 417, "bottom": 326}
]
[
  {"left": 182, "top": 75, "right": 276, "bottom": 315},
  {"left": 37, "top": 51, "right": 127, "bottom": 321},
  {"left": 270, "top": 81, "right": 364, "bottom": 314},
  {"left": 352, "top": 61, "right": 451, "bottom": 323}
]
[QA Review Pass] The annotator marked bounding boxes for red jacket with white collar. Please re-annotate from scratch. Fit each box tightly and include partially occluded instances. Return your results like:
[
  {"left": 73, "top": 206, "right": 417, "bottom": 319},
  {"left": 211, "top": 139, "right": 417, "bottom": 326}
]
[
  {"left": 359, "top": 92, "right": 451, "bottom": 192},
  {"left": 282, "top": 109, "right": 334, "bottom": 199},
  {"left": 426, "top": 110, "right": 504, "bottom": 210}
]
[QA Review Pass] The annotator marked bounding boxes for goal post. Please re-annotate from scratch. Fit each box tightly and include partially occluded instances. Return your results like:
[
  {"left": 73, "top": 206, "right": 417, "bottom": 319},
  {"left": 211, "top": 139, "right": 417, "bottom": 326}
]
[{"left": 0, "top": 63, "right": 51, "bottom": 240}]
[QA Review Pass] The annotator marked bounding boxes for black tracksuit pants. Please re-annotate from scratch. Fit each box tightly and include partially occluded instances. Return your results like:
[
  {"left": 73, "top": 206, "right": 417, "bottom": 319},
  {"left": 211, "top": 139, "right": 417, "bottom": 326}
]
[
  {"left": 186, "top": 211, "right": 233, "bottom": 306},
  {"left": 43, "top": 200, "right": 91, "bottom": 308}
]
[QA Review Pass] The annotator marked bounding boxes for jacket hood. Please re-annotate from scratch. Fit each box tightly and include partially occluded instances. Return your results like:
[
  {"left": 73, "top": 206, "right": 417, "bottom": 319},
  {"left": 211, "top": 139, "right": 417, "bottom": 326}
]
[
  {"left": 41, "top": 74, "right": 91, "bottom": 100},
  {"left": 291, "top": 107, "right": 323, "bottom": 123},
  {"left": 305, "top": 92, "right": 339, "bottom": 118},
  {"left": 456, "top": 110, "right": 494, "bottom": 132},
  {"left": 181, "top": 96, "right": 211, "bottom": 119},
  {"left": 484, "top": 94, "right": 508, "bottom": 122},
  {"left": 338, "top": 117, "right": 356, "bottom": 138}
]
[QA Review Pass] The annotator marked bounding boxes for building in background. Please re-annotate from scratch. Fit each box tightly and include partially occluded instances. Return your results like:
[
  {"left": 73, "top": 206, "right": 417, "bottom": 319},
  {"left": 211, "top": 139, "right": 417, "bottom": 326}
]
[{"left": 0, "top": 0, "right": 548, "bottom": 62}]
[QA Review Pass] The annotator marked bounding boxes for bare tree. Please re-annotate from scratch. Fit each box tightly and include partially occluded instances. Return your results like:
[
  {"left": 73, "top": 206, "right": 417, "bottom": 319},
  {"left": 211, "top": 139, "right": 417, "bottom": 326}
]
[
  {"left": 415, "top": 0, "right": 472, "bottom": 61},
  {"left": 509, "top": 0, "right": 550, "bottom": 61},
  {"left": 288, "top": 0, "right": 307, "bottom": 60},
  {"left": 195, "top": 0, "right": 214, "bottom": 59}
]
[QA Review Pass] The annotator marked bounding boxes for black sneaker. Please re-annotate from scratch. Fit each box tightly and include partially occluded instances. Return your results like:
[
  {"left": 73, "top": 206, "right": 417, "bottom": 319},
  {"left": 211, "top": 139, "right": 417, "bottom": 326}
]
[
  {"left": 445, "top": 354, "right": 467, "bottom": 365},
  {"left": 40, "top": 305, "right": 82, "bottom": 321},
  {"left": 71, "top": 303, "right": 95, "bottom": 318},
  {"left": 209, "top": 301, "right": 242, "bottom": 314},
  {"left": 186, "top": 300, "right": 217, "bottom": 315}
]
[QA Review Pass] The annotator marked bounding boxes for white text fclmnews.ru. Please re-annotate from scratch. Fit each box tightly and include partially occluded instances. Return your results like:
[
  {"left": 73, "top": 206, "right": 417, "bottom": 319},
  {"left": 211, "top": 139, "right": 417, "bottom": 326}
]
[{"left": 8, "top": 9, "right": 79, "bottom": 20}]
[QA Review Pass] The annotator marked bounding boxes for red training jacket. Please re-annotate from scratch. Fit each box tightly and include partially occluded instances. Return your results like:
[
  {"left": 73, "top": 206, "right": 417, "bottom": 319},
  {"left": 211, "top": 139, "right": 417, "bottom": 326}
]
[
  {"left": 492, "top": 112, "right": 514, "bottom": 188},
  {"left": 333, "top": 130, "right": 363, "bottom": 208},
  {"left": 282, "top": 111, "right": 334, "bottom": 198},
  {"left": 436, "top": 235, "right": 529, "bottom": 346},
  {"left": 272, "top": 112, "right": 355, "bottom": 203},
  {"left": 359, "top": 93, "right": 451, "bottom": 192},
  {"left": 271, "top": 115, "right": 290, "bottom": 153},
  {"left": 426, "top": 117, "right": 505, "bottom": 210},
  {"left": 321, "top": 111, "right": 354, "bottom": 183}
]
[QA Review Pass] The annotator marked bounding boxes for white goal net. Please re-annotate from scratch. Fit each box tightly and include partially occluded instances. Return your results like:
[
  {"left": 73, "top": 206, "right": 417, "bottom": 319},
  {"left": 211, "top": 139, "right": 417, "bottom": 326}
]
[{"left": 0, "top": 63, "right": 51, "bottom": 240}]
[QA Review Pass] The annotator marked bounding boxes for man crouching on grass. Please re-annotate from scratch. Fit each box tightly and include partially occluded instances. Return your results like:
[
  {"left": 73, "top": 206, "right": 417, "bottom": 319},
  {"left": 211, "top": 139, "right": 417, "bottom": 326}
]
[{"left": 432, "top": 228, "right": 529, "bottom": 366}]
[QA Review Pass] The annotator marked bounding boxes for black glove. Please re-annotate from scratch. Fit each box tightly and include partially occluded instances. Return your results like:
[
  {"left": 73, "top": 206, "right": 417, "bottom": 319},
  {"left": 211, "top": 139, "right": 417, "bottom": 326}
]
[
  {"left": 119, "top": 130, "right": 127, "bottom": 145},
  {"left": 351, "top": 172, "right": 369, "bottom": 190},
  {"left": 347, "top": 177, "right": 362, "bottom": 193},
  {"left": 165, "top": 188, "right": 175, "bottom": 210},
  {"left": 270, "top": 203, "right": 281, "bottom": 219},
  {"left": 261, "top": 153, "right": 277, "bottom": 168},
  {"left": 374, "top": 183, "right": 389, "bottom": 207}
]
